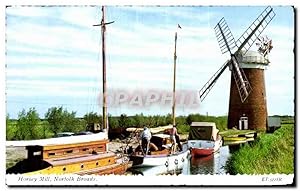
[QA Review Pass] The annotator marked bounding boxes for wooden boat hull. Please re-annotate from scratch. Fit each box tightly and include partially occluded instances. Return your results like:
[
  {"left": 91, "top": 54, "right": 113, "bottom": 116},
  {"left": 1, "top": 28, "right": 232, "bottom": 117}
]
[
  {"left": 7, "top": 152, "right": 132, "bottom": 175},
  {"left": 191, "top": 148, "right": 214, "bottom": 157},
  {"left": 130, "top": 147, "right": 189, "bottom": 168},
  {"left": 76, "top": 159, "right": 132, "bottom": 175},
  {"left": 130, "top": 162, "right": 185, "bottom": 176},
  {"left": 188, "top": 139, "right": 222, "bottom": 158}
]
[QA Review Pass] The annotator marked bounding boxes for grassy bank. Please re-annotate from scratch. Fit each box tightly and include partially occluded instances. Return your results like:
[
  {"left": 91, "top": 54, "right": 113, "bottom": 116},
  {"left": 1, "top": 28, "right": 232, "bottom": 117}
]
[{"left": 226, "top": 123, "right": 294, "bottom": 174}]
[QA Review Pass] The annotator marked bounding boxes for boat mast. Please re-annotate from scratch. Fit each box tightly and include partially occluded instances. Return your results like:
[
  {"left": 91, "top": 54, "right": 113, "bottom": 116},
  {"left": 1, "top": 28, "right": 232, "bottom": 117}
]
[
  {"left": 172, "top": 31, "right": 177, "bottom": 127},
  {"left": 172, "top": 24, "right": 181, "bottom": 127},
  {"left": 93, "top": 6, "right": 114, "bottom": 131}
]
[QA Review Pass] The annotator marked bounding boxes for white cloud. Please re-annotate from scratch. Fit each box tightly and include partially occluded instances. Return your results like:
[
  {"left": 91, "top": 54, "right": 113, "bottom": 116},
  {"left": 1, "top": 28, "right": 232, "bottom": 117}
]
[
  {"left": 115, "top": 6, "right": 221, "bottom": 23},
  {"left": 6, "top": 6, "right": 53, "bottom": 18},
  {"left": 7, "top": 23, "right": 98, "bottom": 55},
  {"left": 6, "top": 55, "right": 99, "bottom": 68},
  {"left": 6, "top": 67, "right": 98, "bottom": 78}
]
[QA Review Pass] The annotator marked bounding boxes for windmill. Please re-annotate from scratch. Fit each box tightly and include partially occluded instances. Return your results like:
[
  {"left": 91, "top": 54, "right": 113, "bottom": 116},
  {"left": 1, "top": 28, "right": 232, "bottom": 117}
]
[{"left": 199, "top": 6, "right": 275, "bottom": 131}]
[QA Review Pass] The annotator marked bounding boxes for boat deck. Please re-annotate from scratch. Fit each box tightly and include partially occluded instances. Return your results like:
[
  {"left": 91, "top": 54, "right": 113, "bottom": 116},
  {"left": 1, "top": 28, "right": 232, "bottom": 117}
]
[{"left": 45, "top": 152, "right": 115, "bottom": 166}]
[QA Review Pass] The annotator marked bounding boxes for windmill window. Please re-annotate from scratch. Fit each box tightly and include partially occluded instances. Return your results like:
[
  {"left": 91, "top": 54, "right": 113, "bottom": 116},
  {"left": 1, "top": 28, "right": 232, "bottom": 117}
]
[
  {"left": 66, "top": 150, "right": 73, "bottom": 154},
  {"left": 48, "top": 153, "right": 55, "bottom": 156}
]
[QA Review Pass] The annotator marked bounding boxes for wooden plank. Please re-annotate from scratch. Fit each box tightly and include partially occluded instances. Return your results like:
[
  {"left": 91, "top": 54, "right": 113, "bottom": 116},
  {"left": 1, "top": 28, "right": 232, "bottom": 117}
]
[
  {"left": 126, "top": 125, "right": 172, "bottom": 134},
  {"left": 45, "top": 152, "right": 116, "bottom": 166},
  {"left": 41, "top": 140, "right": 108, "bottom": 159},
  {"left": 42, "top": 140, "right": 108, "bottom": 151}
]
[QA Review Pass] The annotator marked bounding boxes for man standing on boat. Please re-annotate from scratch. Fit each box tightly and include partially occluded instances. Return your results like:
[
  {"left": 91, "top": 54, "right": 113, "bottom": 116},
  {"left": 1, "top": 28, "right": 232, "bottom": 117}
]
[
  {"left": 170, "top": 125, "right": 182, "bottom": 153},
  {"left": 140, "top": 127, "right": 151, "bottom": 155}
]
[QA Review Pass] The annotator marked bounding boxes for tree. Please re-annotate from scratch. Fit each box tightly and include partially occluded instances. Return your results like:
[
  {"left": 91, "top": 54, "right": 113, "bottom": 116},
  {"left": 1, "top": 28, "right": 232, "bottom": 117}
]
[
  {"left": 126, "top": 117, "right": 135, "bottom": 127},
  {"left": 63, "top": 111, "right": 81, "bottom": 132},
  {"left": 133, "top": 113, "right": 145, "bottom": 128},
  {"left": 83, "top": 112, "right": 101, "bottom": 125},
  {"left": 118, "top": 114, "right": 129, "bottom": 128},
  {"left": 6, "top": 113, "right": 9, "bottom": 129},
  {"left": 165, "top": 113, "right": 172, "bottom": 125},
  {"left": 45, "top": 106, "right": 65, "bottom": 135},
  {"left": 45, "top": 106, "right": 83, "bottom": 134},
  {"left": 176, "top": 116, "right": 187, "bottom": 126},
  {"left": 6, "top": 113, "right": 15, "bottom": 140},
  {"left": 145, "top": 115, "right": 155, "bottom": 128},
  {"left": 15, "top": 108, "right": 40, "bottom": 140},
  {"left": 108, "top": 115, "right": 119, "bottom": 129},
  {"left": 186, "top": 114, "right": 203, "bottom": 125}
]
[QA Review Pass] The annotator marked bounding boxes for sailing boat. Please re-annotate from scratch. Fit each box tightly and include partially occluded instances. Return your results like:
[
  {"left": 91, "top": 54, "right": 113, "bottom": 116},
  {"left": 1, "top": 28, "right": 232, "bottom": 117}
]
[
  {"left": 128, "top": 25, "right": 189, "bottom": 169},
  {"left": 6, "top": 6, "right": 132, "bottom": 175}
]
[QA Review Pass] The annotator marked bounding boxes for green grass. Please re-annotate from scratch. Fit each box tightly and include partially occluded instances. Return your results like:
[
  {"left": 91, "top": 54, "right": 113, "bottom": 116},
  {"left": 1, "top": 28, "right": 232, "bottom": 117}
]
[{"left": 226, "top": 124, "right": 294, "bottom": 174}]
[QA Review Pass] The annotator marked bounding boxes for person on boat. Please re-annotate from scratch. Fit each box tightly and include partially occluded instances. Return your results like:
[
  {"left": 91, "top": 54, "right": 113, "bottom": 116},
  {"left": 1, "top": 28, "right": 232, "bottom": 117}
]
[
  {"left": 140, "top": 127, "right": 151, "bottom": 155},
  {"left": 175, "top": 132, "right": 183, "bottom": 152},
  {"left": 170, "top": 125, "right": 180, "bottom": 153}
]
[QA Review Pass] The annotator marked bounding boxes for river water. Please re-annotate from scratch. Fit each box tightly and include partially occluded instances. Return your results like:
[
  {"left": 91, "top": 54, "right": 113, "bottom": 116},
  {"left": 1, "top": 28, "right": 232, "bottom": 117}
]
[
  {"left": 185, "top": 146, "right": 230, "bottom": 175},
  {"left": 129, "top": 146, "right": 231, "bottom": 175}
]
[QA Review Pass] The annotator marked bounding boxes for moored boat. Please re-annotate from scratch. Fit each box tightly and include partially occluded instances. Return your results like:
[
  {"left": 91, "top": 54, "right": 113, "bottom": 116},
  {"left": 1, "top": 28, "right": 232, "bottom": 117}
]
[
  {"left": 128, "top": 133, "right": 189, "bottom": 167},
  {"left": 6, "top": 133, "right": 132, "bottom": 175},
  {"left": 188, "top": 122, "right": 223, "bottom": 157}
]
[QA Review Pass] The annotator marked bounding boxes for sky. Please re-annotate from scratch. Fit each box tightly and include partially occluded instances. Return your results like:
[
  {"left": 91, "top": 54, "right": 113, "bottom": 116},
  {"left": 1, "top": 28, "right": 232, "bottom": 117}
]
[{"left": 5, "top": 5, "right": 294, "bottom": 119}]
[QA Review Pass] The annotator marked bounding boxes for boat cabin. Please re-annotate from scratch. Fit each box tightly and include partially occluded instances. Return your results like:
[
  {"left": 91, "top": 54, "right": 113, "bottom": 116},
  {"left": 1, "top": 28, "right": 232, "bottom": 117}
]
[
  {"left": 188, "top": 122, "right": 220, "bottom": 141},
  {"left": 6, "top": 139, "right": 131, "bottom": 175},
  {"left": 26, "top": 140, "right": 108, "bottom": 160}
]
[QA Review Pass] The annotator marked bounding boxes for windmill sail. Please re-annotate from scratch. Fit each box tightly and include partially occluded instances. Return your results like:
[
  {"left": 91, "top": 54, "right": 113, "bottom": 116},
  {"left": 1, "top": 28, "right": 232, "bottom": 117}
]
[
  {"left": 214, "top": 17, "right": 251, "bottom": 103},
  {"left": 235, "top": 6, "right": 275, "bottom": 55},
  {"left": 230, "top": 57, "right": 252, "bottom": 102},
  {"left": 199, "top": 60, "right": 229, "bottom": 101},
  {"left": 214, "top": 17, "right": 237, "bottom": 55}
]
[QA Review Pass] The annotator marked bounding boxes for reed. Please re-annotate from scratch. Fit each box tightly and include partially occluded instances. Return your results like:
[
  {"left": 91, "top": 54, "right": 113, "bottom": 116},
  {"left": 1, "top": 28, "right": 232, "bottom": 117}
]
[{"left": 226, "top": 124, "right": 294, "bottom": 174}]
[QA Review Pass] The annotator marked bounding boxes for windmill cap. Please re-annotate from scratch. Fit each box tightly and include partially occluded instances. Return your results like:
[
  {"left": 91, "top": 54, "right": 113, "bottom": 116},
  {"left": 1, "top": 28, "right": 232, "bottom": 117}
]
[{"left": 238, "top": 50, "right": 270, "bottom": 65}]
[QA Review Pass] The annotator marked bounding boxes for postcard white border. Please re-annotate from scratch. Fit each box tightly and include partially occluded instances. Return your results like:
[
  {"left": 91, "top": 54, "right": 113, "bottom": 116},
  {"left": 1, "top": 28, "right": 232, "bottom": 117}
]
[
  {"left": 1, "top": 0, "right": 298, "bottom": 189},
  {"left": 5, "top": 174, "right": 295, "bottom": 186}
]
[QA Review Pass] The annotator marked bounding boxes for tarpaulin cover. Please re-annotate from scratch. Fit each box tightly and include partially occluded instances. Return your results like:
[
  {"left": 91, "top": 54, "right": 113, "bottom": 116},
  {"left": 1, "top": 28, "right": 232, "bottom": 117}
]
[{"left": 188, "top": 122, "right": 219, "bottom": 141}]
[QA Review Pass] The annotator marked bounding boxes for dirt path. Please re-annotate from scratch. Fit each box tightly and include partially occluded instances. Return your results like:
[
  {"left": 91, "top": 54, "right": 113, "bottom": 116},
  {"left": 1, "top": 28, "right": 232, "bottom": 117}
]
[{"left": 6, "top": 146, "right": 27, "bottom": 169}]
